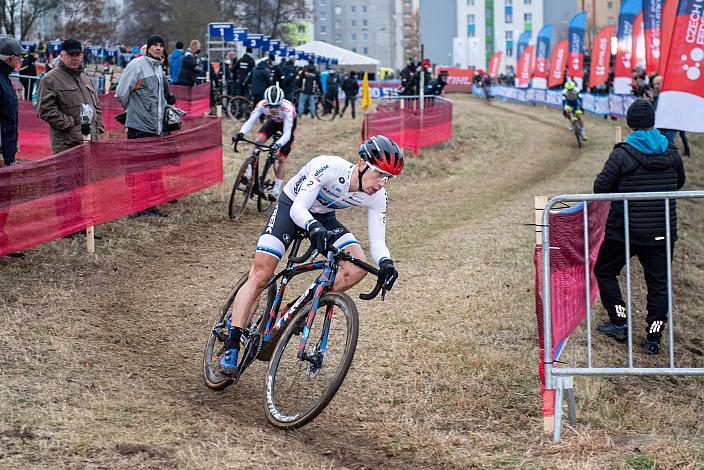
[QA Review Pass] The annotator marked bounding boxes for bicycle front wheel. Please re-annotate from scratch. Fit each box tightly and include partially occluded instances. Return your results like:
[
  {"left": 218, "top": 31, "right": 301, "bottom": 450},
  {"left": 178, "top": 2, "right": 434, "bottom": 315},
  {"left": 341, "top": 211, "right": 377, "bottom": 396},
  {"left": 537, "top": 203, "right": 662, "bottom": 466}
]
[
  {"left": 229, "top": 157, "right": 255, "bottom": 220},
  {"left": 574, "top": 121, "right": 583, "bottom": 148},
  {"left": 257, "top": 157, "right": 278, "bottom": 213},
  {"left": 264, "top": 292, "right": 359, "bottom": 429}
]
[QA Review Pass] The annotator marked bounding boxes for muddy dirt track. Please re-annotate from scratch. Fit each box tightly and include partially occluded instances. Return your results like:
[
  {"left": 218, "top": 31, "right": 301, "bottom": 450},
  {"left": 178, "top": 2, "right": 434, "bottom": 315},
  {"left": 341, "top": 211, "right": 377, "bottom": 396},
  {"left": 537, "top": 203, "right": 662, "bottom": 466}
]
[{"left": 1, "top": 95, "right": 703, "bottom": 469}]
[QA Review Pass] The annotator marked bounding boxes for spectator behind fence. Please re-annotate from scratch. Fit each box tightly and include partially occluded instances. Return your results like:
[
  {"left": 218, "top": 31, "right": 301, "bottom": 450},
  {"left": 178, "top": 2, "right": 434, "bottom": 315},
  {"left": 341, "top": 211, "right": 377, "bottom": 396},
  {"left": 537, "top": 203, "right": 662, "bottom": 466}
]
[
  {"left": 37, "top": 39, "right": 104, "bottom": 154},
  {"left": 115, "top": 35, "right": 174, "bottom": 218},
  {"left": 424, "top": 71, "right": 448, "bottom": 97},
  {"left": 0, "top": 36, "right": 28, "bottom": 167},
  {"left": 235, "top": 47, "right": 255, "bottom": 97},
  {"left": 248, "top": 57, "right": 272, "bottom": 105},
  {"left": 169, "top": 41, "right": 184, "bottom": 82},
  {"left": 297, "top": 59, "right": 321, "bottom": 119},
  {"left": 280, "top": 56, "right": 297, "bottom": 102},
  {"left": 175, "top": 39, "right": 202, "bottom": 86},
  {"left": 593, "top": 99, "right": 686, "bottom": 356},
  {"left": 19, "top": 50, "right": 37, "bottom": 101},
  {"left": 325, "top": 68, "right": 340, "bottom": 115},
  {"left": 340, "top": 71, "right": 359, "bottom": 119}
]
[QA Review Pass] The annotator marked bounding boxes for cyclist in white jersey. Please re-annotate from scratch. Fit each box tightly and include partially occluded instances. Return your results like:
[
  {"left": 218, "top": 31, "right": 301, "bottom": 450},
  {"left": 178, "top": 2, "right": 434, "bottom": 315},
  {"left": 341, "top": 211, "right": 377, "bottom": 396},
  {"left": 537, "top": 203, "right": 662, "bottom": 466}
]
[
  {"left": 218, "top": 135, "right": 405, "bottom": 377},
  {"left": 234, "top": 85, "right": 297, "bottom": 198}
]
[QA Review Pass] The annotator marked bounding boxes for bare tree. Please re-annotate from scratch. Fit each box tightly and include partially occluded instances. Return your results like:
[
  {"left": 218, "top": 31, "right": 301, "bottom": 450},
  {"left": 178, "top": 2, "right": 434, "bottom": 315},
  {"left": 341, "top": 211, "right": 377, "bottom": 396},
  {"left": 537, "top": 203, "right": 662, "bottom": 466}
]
[
  {"left": 2, "top": 0, "right": 59, "bottom": 39},
  {"left": 59, "top": 0, "right": 115, "bottom": 43},
  {"left": 120, "top": 0, "right": 168, "bottom": 45},
  {"left": 237, "top": 0, "right": 308, "bottom": 44}
]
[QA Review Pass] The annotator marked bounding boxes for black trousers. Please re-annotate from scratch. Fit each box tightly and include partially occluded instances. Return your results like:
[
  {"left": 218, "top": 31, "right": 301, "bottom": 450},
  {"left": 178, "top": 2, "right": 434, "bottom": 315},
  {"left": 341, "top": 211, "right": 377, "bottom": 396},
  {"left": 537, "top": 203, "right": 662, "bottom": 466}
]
[
  {"left": 127, "top": 128, "right": 158, "bottom": 139},
  {"left": 341, "top": 96, "right": 356, "bottom": 118},
  {"left": 594, "top": 238, "right": 674, "bottom": 340}
]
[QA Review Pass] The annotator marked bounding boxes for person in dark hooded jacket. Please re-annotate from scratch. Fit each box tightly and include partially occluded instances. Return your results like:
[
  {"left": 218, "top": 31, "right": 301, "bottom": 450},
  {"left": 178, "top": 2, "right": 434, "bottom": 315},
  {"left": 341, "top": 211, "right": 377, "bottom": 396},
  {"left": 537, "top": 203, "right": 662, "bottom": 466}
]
[
  {"left": 593, "top": 99, "right": 685, "bottom": 355},
  {"left": 247, "top": 59, "right": 271, "bottom": 104}
]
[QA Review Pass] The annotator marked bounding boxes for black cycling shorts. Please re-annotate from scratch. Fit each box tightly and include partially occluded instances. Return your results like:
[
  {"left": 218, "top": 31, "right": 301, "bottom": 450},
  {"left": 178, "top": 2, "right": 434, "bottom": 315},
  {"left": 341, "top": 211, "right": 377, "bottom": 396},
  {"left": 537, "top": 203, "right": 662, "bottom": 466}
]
[
  {"left": 258, "top": 118, "right": 297, "bottom": 158},
  {"left": 255, "top": 193, "right": 359, "bottom": 260}
]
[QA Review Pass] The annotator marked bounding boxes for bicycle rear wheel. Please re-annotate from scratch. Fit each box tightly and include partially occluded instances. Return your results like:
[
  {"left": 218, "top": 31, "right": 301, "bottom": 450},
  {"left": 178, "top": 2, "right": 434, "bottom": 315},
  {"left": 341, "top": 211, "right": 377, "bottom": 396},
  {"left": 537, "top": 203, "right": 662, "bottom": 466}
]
[
  {"left": 264, "top": 292, "right": 359, "bottom": 429},
  {"left": 229, "top": 157, "right": 255, "bottom": 220},
  {"left": 203, "top": 273, "right": 275, "bottom": 390},
  {"left": 316, "top": 98, "right": 336, "bottom": 121},
  {"left": 257, "top": 157, "right": 279, "bottom": 213},
  {"left": 574, "top": 121, "right": 583, "bottom": 148}
]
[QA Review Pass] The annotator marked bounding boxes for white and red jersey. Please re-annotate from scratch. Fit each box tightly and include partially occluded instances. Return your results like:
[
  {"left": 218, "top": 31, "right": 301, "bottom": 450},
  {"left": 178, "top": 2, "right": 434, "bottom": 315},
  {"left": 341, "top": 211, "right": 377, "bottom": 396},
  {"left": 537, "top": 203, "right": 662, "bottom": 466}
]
[{"left": 239, "top": 99, "right": 297, "bottom": 147}]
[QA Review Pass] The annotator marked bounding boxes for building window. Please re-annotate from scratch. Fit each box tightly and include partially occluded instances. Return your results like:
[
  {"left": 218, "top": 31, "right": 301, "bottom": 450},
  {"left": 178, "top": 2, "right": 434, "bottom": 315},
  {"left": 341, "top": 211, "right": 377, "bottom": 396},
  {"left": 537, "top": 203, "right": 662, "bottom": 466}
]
[
  {"left": 467, "top": 14, "right": 475, "bottom": 24},
  {"left": 505, "top": 0, "right": 512, "bottom": 5},
  {"left": 351, "top": 33, "right": 357, "bottom": 41},
  {"left": 506, "top": 12, "right": 512, "bottom": 23},
  {"left": 364, "top": 47, "right": 369, "bottom": 54},
  {"left": 299, "top": 25, "right": 306, "bottom": 34},
  {"left": 319, "top": 11, "right": 326, "bottom": 21},
  {"left": 505, "top": 30, "right": 513, "bottom": 40},
  {"left": 320, "top": 25, "right": 326, "bottom": 34},
  {"left": 334, "top": 6, "right": 341, "bottom": 15},
  {"left": 467, "top": 0, "right": 474, "bottom": 5},
  {"left": 524, "top": 13, "right": 531, "bottom": 22},
  {"left": 363, "top": 32, "right": 368, "bottom": 41},
  {"left": 351, "top": 19, "right": 356, "bottom": 27},
  {"left": 524, "top": 0, "right": 531, "bottom": 4},
  {"left": 607, "top": 1, "right": 613, "bottom": 8},
  {"left": 336, "top": 34, "right": 342, "bottom": 43},
  {"left": 362, "top": 5, "right": 368, "bottom": 13},
  {"left": 320, "top": 0, "right": 326, "bottom": 4},
  {"left": 352, "top": 47, "right": 357, "bottom": 52},
  {"left": 350, "top": 5, "right": 356, "bottom": 13},
  {"left": 467, "top": 14, "right": 476, "bottom": 38},
  {"left": 607, "top": 16, "right": 614, "bottom": 24},
  {"left": 362, "top": 19, "right": 368, "bottom": 28}
]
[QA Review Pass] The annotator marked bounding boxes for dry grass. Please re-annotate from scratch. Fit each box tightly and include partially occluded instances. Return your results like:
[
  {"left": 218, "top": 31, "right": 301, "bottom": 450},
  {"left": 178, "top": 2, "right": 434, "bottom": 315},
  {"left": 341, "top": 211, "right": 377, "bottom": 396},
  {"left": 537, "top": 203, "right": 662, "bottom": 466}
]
[{"left": 1, "top": 95, "right": 703, "bottom": 469}]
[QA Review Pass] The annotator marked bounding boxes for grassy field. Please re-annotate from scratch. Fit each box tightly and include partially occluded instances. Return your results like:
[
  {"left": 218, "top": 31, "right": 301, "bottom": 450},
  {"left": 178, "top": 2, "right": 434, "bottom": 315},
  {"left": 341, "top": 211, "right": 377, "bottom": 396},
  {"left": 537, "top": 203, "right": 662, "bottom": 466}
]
[{"left": 1, "top": 95, "right": 703, "bottom": 469}]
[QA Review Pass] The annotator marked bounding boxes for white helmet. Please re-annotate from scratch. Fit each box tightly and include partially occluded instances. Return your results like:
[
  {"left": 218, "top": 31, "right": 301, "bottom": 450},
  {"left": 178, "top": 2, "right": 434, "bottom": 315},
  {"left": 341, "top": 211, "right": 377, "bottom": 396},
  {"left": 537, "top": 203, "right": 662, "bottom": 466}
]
[{"left": 264, "top": 86, "right": 284, "bottom": 106}]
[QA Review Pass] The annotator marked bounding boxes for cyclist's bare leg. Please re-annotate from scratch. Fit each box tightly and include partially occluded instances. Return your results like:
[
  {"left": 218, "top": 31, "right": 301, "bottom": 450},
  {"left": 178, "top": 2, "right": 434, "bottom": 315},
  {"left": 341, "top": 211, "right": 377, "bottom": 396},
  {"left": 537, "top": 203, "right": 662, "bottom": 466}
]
[
  {"left": 333, "top": 244, "right": 368, "bottom": 292},
  {"left": 255, "top": 133, "right": 268, "bottom": 144},
  {"left": 231, "top": 252, "right": 279, "bottom": 329},
  {"left": 276, "top": 154, "right": 288, "bottom": 180}
]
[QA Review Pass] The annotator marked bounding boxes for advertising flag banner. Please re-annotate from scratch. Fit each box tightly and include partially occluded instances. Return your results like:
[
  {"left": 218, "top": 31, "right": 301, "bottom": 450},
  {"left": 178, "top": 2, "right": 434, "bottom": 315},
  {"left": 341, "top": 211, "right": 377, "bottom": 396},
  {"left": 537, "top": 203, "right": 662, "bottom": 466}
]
[
  {"left": 614, "top": 0, "right": 643, "bottom": 94},
  {"left": 517, "top": 45, "right": 535, "bottom": 88},
  {"left": 568, "top": 12, "right": 588, "bottom": 87},
  {"left": 533, "top": 24, "right": 554, "bottom": 89},
  {"left": 362, "top": 72, "right": 371, "bottom": 111},
  {"left": 517, "top": 31, "right": 531, "bottom": 57},
  {"left": 589, "top": 25, "right": 617, "bottom": 87},
  {"left": 659, "top": 0, "right": 680, "bottom": 77},
  {"left": 548, "top": 40, "right": 569, "bottom": 88},
  {"left": 643, "top": 0, "right": 664, "bottom": 74},
  {"left": 633, "top": 12, "right": 647, "bottom": 69},
  {"left": 489, "top": 51, "right": 503, "bottom": 78},
  {"left": 654, "top": 0, "right": 704, "bottom": 132}
]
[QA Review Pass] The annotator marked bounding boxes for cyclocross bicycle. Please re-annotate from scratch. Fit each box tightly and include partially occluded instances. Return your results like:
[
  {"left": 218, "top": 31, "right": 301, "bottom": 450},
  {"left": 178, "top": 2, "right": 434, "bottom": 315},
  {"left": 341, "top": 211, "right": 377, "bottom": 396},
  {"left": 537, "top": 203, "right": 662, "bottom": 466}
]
[
  {"left": 202, "top": 233, "right": 387, "bottom": 429},
  {"left": 228, "top": 135, "right": 280, "bottom": 220},
  {"left": 566, "top": 106, "right": 584, "bottom": 148}
]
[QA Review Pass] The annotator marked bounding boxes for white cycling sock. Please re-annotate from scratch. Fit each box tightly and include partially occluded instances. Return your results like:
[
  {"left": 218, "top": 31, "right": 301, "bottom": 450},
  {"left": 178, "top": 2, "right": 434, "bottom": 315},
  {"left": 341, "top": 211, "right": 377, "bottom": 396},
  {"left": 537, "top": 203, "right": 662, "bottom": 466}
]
[{"left": 273, "top": 179, "right": 283, "bottom": 192}]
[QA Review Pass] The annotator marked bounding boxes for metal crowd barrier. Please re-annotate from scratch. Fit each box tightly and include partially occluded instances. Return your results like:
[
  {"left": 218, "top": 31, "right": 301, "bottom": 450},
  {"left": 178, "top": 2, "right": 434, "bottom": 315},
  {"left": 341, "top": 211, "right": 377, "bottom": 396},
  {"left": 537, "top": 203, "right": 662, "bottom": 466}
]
[{"left": 541, "top": 190, "right": 704, "bottom": 442}]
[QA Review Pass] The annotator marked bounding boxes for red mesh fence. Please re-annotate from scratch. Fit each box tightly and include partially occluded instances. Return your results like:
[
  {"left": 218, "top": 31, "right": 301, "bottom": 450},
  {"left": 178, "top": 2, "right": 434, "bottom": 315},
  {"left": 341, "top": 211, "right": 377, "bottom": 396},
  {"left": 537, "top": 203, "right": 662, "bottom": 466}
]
[
  {"left": 362, "top": 98, "right": 453, "bottom": 153},
  {"left": 0, "top": 116, "right": 222, "bottom": 256},
  {"left": 17, "top": 84, "right": 211, "bottom": 162},
  {"left": 533, "top": 200, "right": 610, "bottom": 417}
]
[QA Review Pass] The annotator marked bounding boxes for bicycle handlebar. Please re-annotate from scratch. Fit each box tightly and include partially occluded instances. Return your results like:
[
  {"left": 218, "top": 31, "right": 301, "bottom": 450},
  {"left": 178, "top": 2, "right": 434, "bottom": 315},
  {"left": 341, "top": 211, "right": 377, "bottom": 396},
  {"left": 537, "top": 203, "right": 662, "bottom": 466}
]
[
  {"left": 287, "top": 241, "right": 387, "bottom": 301},
  {"left": 233, "top": 136, "right": 275, "bottom": 154}
]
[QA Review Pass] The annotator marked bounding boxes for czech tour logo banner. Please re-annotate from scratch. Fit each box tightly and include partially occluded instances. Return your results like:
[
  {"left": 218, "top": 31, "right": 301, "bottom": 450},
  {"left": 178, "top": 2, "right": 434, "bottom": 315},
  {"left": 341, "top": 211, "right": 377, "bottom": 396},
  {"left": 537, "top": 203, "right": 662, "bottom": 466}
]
[
  {"left": 589, "top": 25, "right": 616, "bottom": 87},
  {"left": 489, "top": 51, "right": 503, "bottom": 78},
  {"left": 614, "top": 0, "right": 643, "bottom": 94},
  {"left": 633, "top": 12, "right": 647, "bottom": 69},
  {"left": 517, "top": 31, "right": 531, "bottom": 58},
  {"left": 643, "top": 0, "right": 664, "bottom": 74},
  {"left": 568, "top": 12, "right": 588, "bottom": 87},
  {"left": 532, "top": 24, "right": 554, "bottom": 89},
  {"left": 654, "top": 0, "right": 704, "bottom": 132},
  {"left": 548, "top": 40, "right": 569, "bottom": 88},
  {"left": 517, "top": 45, "right": 535, "bottom": 88}
]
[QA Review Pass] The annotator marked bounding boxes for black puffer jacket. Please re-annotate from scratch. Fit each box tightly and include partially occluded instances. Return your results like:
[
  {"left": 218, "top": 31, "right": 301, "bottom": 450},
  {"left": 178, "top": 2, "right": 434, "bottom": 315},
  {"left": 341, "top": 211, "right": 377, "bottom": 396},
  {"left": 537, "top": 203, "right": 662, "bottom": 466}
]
[{"left": 594, "top": 140, "right": 685, "bottom": 244}]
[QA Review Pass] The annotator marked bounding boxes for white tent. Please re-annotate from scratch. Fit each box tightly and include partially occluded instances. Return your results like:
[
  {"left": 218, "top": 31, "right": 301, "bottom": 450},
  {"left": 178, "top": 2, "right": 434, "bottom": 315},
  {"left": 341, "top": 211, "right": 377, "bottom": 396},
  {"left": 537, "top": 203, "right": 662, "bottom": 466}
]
[{"left": 295, "top": 41, "right": 379, "bottom": 76}]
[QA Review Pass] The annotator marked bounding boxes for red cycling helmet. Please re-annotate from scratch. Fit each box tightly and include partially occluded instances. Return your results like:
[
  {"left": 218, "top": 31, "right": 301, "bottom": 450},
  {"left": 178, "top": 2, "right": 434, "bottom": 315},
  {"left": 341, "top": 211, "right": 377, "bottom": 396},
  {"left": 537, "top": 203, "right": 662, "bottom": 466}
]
[{"left": 358, "top": 135, "right": 404, "bottom": 176}]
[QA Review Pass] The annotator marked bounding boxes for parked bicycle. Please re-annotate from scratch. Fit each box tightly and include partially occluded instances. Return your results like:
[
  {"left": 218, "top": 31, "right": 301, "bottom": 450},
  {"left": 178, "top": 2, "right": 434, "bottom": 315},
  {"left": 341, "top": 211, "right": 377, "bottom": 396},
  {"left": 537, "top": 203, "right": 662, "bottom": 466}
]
[
  {"left": 228, "top": 135, "right": 280, "bottom": 220},
  {"left": 227, "top": 94, "right": 255, "bottom": 122},
  {"left": 315, "top": 93, "right": 337, "bottom": 121},
  {"left": 202, "top": 232, "right": 388, "bottom": 429}
]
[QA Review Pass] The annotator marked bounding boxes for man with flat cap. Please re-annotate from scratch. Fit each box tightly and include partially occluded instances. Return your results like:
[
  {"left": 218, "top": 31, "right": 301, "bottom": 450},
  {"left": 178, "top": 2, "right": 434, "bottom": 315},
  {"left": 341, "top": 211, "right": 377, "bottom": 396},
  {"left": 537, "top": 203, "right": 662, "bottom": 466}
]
[
  {"left": 0, "top": 36, "right": 28, "bottom": 167},
  {"left": 593, "top": 98, "right": 686, "bottom": 356},
  {"left": 37, "top": 38, "right": 104, "bottom": 154}
]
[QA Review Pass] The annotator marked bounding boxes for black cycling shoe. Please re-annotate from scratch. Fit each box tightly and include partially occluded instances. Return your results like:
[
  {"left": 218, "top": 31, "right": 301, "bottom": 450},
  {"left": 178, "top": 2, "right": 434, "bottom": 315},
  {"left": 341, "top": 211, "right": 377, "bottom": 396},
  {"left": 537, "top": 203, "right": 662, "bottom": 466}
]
[
  {"left": 597, "top": 322, "right": 628, "bottom": 342},
  {"left": 641, "top": 339, "right": 661, "bottom": 355}
]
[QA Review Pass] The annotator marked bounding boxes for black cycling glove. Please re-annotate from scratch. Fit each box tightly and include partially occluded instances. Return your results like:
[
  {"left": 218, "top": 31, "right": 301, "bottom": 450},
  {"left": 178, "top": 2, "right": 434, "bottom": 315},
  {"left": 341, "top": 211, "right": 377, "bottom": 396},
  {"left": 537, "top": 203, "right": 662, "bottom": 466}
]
[
  {"left": 379, "top": 258, "right": 398, "bottom": 290},
  {"left": 233, "top": 132, "right": 244, "bottom": 142},
  {"left": 271, "top": 142, "right": 282, "bottom": 153},
  {"left": 307, "top": 221, "right": 330, "bottom": 254}
]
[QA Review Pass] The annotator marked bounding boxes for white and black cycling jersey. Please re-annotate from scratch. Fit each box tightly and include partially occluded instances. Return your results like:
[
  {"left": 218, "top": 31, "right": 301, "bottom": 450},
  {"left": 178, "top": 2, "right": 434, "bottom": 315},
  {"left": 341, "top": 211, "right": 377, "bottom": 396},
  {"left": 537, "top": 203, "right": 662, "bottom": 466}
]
[{"left": 280, "top": 155, "right": 390, "bottom": 264}]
